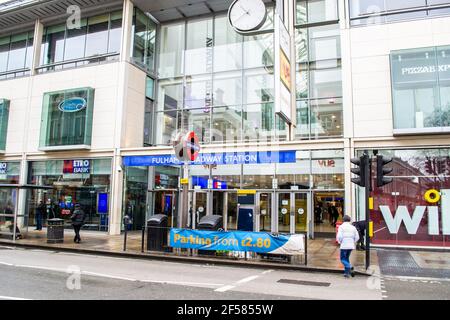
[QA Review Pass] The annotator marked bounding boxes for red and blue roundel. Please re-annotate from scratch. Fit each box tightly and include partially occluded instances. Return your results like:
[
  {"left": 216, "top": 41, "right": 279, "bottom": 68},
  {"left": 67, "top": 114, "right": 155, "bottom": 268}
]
[{"left": 184, "top": 131, "right": 200, "bottom": 162}]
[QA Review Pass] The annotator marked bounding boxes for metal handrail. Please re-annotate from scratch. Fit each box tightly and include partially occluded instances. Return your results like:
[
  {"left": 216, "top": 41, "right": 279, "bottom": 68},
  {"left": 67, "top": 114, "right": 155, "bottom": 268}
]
[
  {"left": 35, "top": 53, "right": 120, "bottom": 71},
  {"left": 350, "top": 3, "right": 450, "bottom": 21}
]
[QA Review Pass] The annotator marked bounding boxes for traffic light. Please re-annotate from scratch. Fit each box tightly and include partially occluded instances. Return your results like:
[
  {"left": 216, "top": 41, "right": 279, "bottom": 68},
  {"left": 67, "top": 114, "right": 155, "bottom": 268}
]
[
  {"left": 376, "top": 155, "right": 393, "bottom": 187},
  {"left": 351, "top": 156, "right": 367, "bottom": 187}
]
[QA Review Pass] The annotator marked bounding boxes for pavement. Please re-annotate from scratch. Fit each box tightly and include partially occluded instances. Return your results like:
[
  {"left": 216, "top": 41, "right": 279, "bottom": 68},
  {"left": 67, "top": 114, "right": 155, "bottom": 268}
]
[
  {"left": 0, "top": 245, "right": 382, "bottom": 300},
  {"left": 376, "top": 249, "right": 450, "bottom": 300},
  {"left": 0, "top": 228, "right": 373, "bottom": 274}
]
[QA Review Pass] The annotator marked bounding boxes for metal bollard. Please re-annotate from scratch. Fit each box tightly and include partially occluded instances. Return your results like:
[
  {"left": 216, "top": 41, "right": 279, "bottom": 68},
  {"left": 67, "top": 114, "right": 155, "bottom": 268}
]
[{"left": 141, "top": 226, "right": 145, "bottom": 253}]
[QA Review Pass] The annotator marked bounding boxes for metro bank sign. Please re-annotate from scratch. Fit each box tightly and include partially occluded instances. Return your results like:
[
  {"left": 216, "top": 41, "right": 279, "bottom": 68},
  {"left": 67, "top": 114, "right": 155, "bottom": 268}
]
[
  {"left": 380, "top": 189, "right": 450, "bottom": 236},
  {"left": 63, "top": 160, "right": 90, "bottom": 174}
]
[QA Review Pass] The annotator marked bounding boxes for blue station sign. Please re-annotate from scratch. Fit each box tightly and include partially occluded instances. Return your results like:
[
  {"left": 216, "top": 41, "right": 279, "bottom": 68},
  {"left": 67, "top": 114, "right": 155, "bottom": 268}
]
[{"left": 123, "top": 150, "right": 297, "bottom": 167}]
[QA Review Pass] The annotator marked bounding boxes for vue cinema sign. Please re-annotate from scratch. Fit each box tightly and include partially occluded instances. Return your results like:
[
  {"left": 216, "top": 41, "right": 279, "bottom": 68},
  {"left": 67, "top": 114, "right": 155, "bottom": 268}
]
[{"left": 380, "top": 189, "right": 450, "bottom": 236}]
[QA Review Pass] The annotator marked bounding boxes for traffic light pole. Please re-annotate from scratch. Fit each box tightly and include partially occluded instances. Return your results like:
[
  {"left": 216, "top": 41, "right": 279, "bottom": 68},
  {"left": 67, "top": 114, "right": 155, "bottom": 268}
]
[{"left": 364, "top": 151, "right": 371, "bottom": 270}]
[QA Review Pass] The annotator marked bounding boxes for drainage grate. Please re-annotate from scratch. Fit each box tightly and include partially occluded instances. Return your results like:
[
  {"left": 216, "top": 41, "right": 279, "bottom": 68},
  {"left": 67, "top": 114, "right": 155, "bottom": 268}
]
[{"left": 277, "top": 279, "right": 331, "bottom": 287}]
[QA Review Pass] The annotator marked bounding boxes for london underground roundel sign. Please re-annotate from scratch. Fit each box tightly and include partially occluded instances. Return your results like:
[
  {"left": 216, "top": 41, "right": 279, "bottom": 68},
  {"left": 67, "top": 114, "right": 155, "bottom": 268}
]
[{"left": 185, "top": 131, "right": 200, "bottom": 162}]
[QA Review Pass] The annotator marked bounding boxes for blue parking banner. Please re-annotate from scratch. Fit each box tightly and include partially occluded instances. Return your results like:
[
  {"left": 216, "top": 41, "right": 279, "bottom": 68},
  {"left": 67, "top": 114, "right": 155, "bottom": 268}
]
[{"left": 170, "top": 229, "right": 305, "bottom": 255}]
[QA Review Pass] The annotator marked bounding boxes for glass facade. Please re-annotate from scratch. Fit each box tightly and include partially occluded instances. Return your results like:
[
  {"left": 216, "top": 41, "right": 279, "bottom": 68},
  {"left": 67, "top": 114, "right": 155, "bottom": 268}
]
[
  {"left": 26, "top": 159, "right": 112, "bottom": 231},
  {"left": 0, "top": 99, "right": 10, "bottom": 151},
  {"left": 155, "top": 9, "right": 286, "bottom": 145},
  {"left": 350, "top": 0, "right": 450, "bottom": 26},
  {"left": 39, "top": 87, "right": 95, "bottom": 149},
  {"left": 0, "top": 31, "right": 33, "bottom": 78},
  {"left": 40, "top": 11, "right": 122, "bottom": 71},
  {"left": 295, "top": 1, "right": 343, "bottom": 139},
  {"left": 391, "top": 46, "right": 450, "bottom": 133},
  {"left": 132, "top": 8, "right": 156, "bottom": 73},
  {"left": 358, "top": 148, "right": 450, "bottom": 248}
]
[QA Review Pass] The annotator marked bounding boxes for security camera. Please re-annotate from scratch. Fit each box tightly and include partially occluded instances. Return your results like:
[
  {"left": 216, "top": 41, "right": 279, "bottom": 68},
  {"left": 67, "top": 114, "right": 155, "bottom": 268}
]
[{"left": 117, "top": 165, "right": 123, "bottom": 173}]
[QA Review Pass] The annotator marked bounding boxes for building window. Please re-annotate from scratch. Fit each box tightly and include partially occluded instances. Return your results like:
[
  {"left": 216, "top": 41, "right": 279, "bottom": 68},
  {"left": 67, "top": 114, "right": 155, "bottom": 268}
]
[
  {"left": 349, "top": 0, "right": 450, "bottom": 26},
  {"left": 295, "top": 5, "right": 343, "bottom": 140},
  {"left": 391, "top": 46, "right": 450, "bottom": 134},
  {"left": 0, "top": 31, "right": 33, "bottom": 79},
  {"left": 40, "top": 11, "right": 122, "bottom": 72},
  {"left": 296, "top": 0, "right": 339, "bottom": 25},
  {"left": 39, "top": 88, "right": 95, "bottom": 149},
  {"left": 155, "top": 8, "right": 280, "bottom": 146},
  {"left": 0, "top": 99, "right": 10, "bottom": 152},
  {"left": 131, "top": 7, "right": 156, "bottom": 73}
]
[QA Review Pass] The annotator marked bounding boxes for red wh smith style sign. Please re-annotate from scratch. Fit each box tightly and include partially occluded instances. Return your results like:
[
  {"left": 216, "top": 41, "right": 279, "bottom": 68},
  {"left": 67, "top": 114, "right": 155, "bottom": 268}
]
[
  {"left": 63, "top": 160, "right": 90, "bottom": 174},
  {"left": 380, "top": 189, "right": 450, "bottom": 236}
]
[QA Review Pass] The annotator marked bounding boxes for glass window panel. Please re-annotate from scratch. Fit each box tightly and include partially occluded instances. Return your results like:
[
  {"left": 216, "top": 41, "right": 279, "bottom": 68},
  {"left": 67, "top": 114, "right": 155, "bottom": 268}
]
[
  {"left": 296, "top": 65, "right": 308, "bottom": 99},
  {"left": 64, "top": 20, "right": 87, "bottom": 61},
  {"left": 144, "top": 99, "right": 154, "bottom": 146},
  {"left": 295, "top": 28, "right": 308, "bottom": 63},
  {"left": 211, "top": 165, "right": 241, "bottom": 189},
  {"left": 25, "top": 35, "right": 34, "bottom": 69},
  {"left": 213, "top": 72, "right": 243, "bottom": 107},
  {"left": 108, "top": 11, "right": 123, "bottom": 54},
  {"left": 146, "top": 77, "right": 154, "bottom": 100},
  {"left": 244, "top": 69, "right": 275, "bottom": 104},
  {"left": 183, "top": 108, "right": 211, "bottom": 144},
  {"left": 132, "top": 9, "right": 147, "bottom": 66},
  {"left": 7, "top": 33, "right": 27, "bottom": 71},
  {"left": 211, "top": 105, "right": 242, "bottom": 143},
  {"left": 385, "top": 0, "right": 426, "bottom": 11},
  {"left": 310, "top": 98, "right": 343, "bottom": 138},
  {"left": 242, "top": 103, "right": 275, "bottom": 141},
  {"left": 185, "top": 19, "right": 213, "bottom": 75},
  {"left": 159, "top": 22, "right": 185, "bottom": 78},
  {"left": 309, "top": 24, "right": 340, "bottom": 62},
  {"left": 155, "top": 110, "right": 182, "bottom": 145},
  {"left": 243, "top": 164, "right": 275, "bottom": 189},
  {"left": 391, "top": 47, "right": 442, "bottom": 130},
  {"left": 39, "top": 88, "right": 94, "bottom": 148},
  {"left": 0, "top": 99, "right": 10, "bottom": 151},
  {"left": 214, "top": 16, "right": 242, "bottom": 72},
  {"left": 350, "top": 0, "right": 385, "bottom": 18},
  {"left": 310, "top": 68, "right": 342, "bottom": 98},
  {"left": 0, "top": 36, "right": 10, "bottom": 73},
  {"left": 305, "top": 0, "right": 338, "bottom": 23},
  {"left": 185, "top": 76, "right": 212, "bottom": 110},
  {"left": 296, "top": 1, "right": 307, "bottom": 24},
  {"left": 243, "top": 33, "right": 274, "bottom": 69},
  {"left": 85, "top": 15, "right": 109, "bottom": 57},
  {"left": 296, "top": 100, "right": 310, "bottom": 138},
  {"left": 157, "top": 80, "right": 183, "bottom": 112},
  {"left": 41, "top": 24, "right": 66, "bottom": 65}
]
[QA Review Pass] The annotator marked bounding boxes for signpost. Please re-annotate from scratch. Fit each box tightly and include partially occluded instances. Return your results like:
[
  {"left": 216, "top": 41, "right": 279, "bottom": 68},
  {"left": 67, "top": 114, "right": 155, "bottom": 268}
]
[{"left": 173, "top": 131, "right": 201, "bottom": 229}]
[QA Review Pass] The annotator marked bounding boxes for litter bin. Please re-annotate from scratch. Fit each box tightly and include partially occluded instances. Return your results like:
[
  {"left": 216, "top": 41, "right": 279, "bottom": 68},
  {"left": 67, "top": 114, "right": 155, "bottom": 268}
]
[
  {"left": 147, "top": 214, "right": 168, "bottom": 252},
  {"left": 197, "top": 215, "right": 223, "bottom": 255},
  {"left": 47, "top": 218, "right": 64, "bottom": 244}
]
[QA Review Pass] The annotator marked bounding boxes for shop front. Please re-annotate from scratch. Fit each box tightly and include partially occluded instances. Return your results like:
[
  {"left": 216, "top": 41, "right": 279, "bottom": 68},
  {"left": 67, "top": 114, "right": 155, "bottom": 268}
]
[
  {"left": 25, "top": 158, "right": 112, "bottom": 232},
  {"left": 122, "top": 149, "right": 345, "bottom": 239},
  {"left": 0, "top": 161, "right": 20, "bottom": 238},
  {"left": 358, "top": 148, "right": 450, "bottom": 249}
]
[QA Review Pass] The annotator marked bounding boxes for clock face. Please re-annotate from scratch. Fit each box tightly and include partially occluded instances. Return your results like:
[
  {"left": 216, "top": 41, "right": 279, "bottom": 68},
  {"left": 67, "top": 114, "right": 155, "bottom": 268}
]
[{"left": 228, "top": 0, "right": 267, "bottom": 33}]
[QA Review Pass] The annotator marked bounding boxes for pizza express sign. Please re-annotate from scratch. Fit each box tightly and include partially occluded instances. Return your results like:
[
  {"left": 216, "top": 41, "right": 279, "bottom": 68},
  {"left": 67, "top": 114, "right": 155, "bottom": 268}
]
[
  {"left": 63, "top": 160, "right": 90, "bottom": 174},
  {"left": 392, "top": 48, "right": 450, "bottom": 85}
]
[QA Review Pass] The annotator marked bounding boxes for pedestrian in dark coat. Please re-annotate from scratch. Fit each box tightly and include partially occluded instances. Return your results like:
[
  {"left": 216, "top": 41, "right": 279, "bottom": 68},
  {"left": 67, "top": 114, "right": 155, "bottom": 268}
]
[
  {"left": 352, "top": 220, "right": 366, "bottom": 250},
  {"left": 71, "top": 204, "right": 86, "bottom": 243}
]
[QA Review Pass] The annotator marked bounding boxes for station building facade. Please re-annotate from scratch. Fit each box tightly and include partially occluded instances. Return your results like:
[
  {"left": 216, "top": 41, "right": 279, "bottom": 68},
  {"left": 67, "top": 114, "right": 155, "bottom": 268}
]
[{"left": 0, "top": 0, "right": 449, "bottom": 249}]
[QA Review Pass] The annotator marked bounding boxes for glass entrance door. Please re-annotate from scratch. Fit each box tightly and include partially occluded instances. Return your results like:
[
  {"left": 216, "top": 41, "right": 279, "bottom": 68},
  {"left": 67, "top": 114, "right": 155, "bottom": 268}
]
[
  {"left": 190, "top": 191, "right": 208, "bottom": 228},
  {"left": 313, "top": 191, "right": 345, "bottom": 237},
  {"left": 257, "top": 192, "right": 272, "bottom": 232},
  {"left": 152, "top": 190, "right": 178, "bottom": 228},
  {"left": 277, "top": 192, "right": 310, "bottom": 234}
]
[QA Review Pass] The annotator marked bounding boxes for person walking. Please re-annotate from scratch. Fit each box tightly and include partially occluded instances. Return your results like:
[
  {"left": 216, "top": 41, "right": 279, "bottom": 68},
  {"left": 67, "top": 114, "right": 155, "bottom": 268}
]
[
  {"left": 330, "top": 205, "right": 339, "bottom": 227},
  {"left": 35, "top": 201, "right": 45, "bottom": 231},
  {"left": 352, "top": 220, "right": 366, "bottom": 251},
  {"left": 337, "top": 215, "right": 359, "bottom": 278},
  {"left": 70, "top": 204, "right": 86, "bottom": 244}
]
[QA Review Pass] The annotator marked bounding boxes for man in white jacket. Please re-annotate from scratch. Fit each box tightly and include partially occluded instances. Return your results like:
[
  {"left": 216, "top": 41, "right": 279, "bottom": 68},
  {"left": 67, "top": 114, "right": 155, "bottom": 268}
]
[{"left": 337, "top": 215, "right": 360, "bottom": 278}]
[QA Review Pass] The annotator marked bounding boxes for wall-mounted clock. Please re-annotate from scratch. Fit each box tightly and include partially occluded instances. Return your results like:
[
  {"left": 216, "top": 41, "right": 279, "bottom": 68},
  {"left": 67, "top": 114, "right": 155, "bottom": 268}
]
[{"left": 228, "top": 0, "right": 267, "bottom": 34}]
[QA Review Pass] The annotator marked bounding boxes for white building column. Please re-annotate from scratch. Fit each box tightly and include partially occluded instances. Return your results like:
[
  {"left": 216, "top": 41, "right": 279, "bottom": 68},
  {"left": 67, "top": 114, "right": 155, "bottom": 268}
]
[
  {"left": 16, "top": 157, "right": 28, "bottom": 229},
  {"left": 109, "top": 0, "right": 134, "bottom": 235},
  {"left": 31, "top": 19, "right": 44, "bottom": 76}
]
